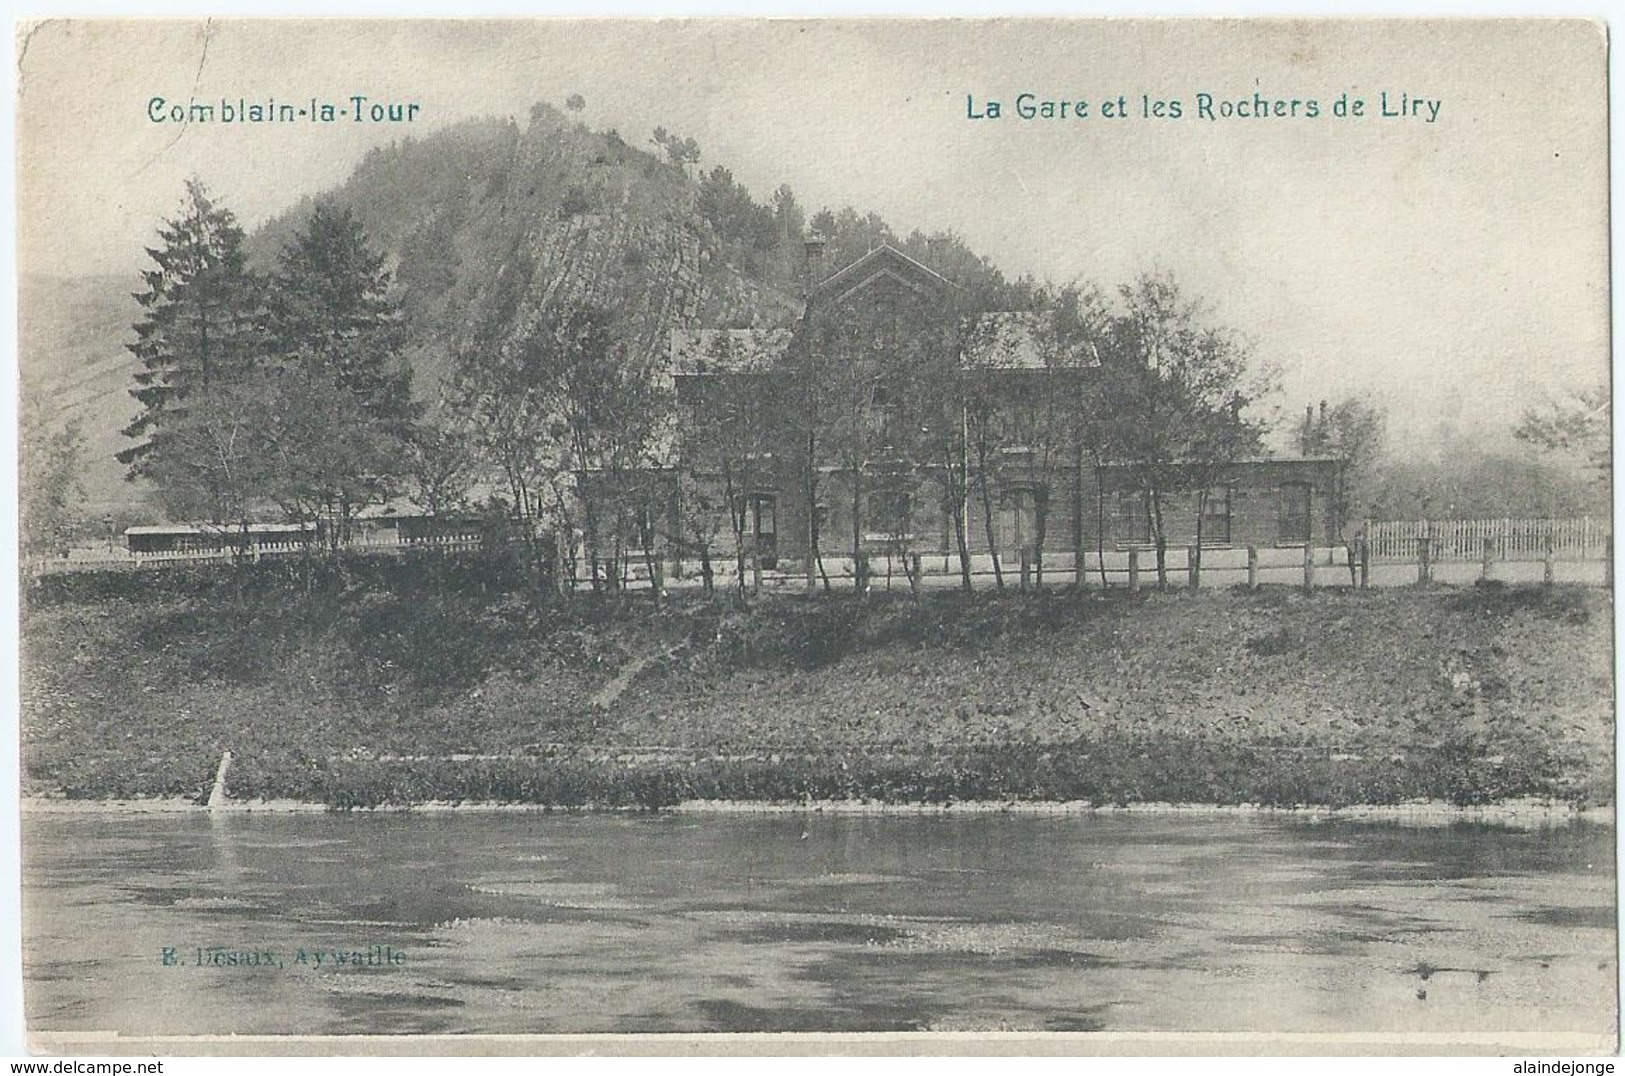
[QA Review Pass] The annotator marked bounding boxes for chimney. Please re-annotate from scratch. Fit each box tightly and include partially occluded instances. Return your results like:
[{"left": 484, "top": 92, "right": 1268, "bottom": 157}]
[
  {"left": 802, "top": 233, "right": 827, "bottom": 298},
  {"left": 1302, "top": 405, "right": 1315, "bottom": 455}
]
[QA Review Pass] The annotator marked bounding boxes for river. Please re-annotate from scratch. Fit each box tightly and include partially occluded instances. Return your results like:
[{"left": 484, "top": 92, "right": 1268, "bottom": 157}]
[{"left": 21, "top": 810, "right": 1618, "bottom": 1042}]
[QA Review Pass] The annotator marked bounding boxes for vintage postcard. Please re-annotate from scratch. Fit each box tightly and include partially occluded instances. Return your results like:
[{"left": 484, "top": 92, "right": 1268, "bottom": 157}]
[{"left": 12, "top": 18, "right": 1615, "bottom": 1056}]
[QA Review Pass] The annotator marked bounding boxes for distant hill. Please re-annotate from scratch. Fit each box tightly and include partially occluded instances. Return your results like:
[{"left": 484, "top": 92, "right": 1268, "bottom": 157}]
[
  {"left": 18, "top": 272, "right": 139, "bottom": 388},
  {"left": 18, "top": 102, "right": 1015, "bottom": 520},
  {"left": 18, "top": 272, "right": 151, "bottom": 515}
]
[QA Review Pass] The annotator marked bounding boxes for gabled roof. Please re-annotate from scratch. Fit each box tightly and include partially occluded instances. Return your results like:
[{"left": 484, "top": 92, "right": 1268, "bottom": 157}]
[
  {"left": 812, "top": 243, "right": 962, "bottom": 304},
  {"left": 669, "top": 246, "right": 1099, "bottom": 375}
]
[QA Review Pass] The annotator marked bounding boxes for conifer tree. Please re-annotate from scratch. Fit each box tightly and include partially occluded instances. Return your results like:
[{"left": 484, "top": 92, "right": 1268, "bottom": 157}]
[
  {"left": 118, "top": 179, "right": 262, "bottom": 478},
  {"left": 261, "top": 202, "right": 416, "bottom": 547},
  {"left": 264, "top": 201, "right": 413, "bottom": 429}
]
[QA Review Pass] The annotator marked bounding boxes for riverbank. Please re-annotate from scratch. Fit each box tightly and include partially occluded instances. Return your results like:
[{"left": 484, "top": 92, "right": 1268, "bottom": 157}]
[
  {"left": 21, "top": 565, "right": 1614, "bottom": 808},
  {"left": 20, "top": 794, "right": 1615, "bottom": 831}
]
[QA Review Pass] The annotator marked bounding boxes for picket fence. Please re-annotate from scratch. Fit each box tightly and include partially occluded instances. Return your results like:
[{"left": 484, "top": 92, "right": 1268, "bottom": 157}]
[
  {"left": 1362, "top": 517, "right": 1610, "bottom": 563},
  {"left": 32, "top": 515, "right": 1613, "bottom": 587}
]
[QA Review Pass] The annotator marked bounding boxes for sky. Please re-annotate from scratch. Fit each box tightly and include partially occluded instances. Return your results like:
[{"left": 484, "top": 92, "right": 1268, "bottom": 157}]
[{"left": 14, "top": 18, "right": 1611, "bottom": 448}]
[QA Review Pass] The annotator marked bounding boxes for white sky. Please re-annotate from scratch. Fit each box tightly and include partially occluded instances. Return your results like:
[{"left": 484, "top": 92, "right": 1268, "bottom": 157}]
[{"left": 14, "top": 18, "right": 1611, "bottom": 446}]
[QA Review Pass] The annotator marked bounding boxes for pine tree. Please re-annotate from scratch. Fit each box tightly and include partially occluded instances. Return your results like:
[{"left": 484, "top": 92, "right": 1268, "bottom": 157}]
[
  {"left": 264, "top": 201, "right": 413, "bottom": 429},
  {"left": 118, "top": 179, "right": 262, "bottom": 476},
  {"left": 260, "top": 202, "right": 417, "bottom": 546}
]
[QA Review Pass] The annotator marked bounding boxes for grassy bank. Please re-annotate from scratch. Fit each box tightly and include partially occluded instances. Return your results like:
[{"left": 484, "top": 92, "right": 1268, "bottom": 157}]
[{"left": 20, "top": 558, "right": 1615, "bottom": 808}]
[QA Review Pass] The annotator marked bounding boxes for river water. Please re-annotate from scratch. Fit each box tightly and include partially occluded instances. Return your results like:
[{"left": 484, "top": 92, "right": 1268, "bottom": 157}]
[{"left": 21, "top": 811, "right": 1618, "bottom": 1041}]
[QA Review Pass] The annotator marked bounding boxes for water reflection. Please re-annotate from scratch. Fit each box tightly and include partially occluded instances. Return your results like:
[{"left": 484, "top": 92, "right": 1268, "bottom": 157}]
[{"left": 21, "top": 811, "right": 1618, "bottom": 1038}]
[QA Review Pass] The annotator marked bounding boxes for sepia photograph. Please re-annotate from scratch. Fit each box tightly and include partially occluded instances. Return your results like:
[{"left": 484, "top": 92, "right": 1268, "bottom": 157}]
[{"left": 11, "top": 17, "right": 1616, "bottom": 1055}]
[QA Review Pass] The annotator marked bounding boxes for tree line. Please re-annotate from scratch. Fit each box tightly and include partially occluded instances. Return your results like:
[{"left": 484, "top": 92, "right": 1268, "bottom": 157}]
[
  {"left": 111, "top": 179, "right": 1280, "bottom": 598},
  {"left": 91, "top": 176, "right": 1607, "bottom": 598},
  {"left": 118, "top": 179, "right": 415, "bottom": 556}
]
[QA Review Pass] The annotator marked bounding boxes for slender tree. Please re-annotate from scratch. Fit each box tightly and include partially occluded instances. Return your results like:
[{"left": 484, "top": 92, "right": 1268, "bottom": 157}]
[
  {"left": 446, "top": 279, "right": 569, "bottom": 596},
  {"left": 1021, "top": 283, "right": 1110, "bottom": 588},
  {"left": 678, "top": 333, "right": 786, "bottom": 598},
  {"left": 1299, "top": 395, "right": 1388, "bottom": 569},
  {"left": 138, "top": 370, "right": 281, "bottom": 556},
  {"left": 1098, "top": 273, "right": 1270, "bottom": 587},
  {"left": 802, "top": 299, "right": 888, "bottom": 592},
  {"left": 914, "top": 324, "right": 978, "bottom": 592},
  {"left": 20, "top": 416, "right": 85, "bottom": 561}
]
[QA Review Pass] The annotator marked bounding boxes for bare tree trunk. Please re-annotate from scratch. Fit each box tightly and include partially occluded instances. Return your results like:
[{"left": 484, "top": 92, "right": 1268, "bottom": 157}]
[
  {"left": 642, "top": 488, "right": 662, "bottom": 609},
  {"left": 1193, "top": 488, "right": 1206, "bottom": 589},
  {"left": 803, "top": 428, "right": 824, "bottom": 596},
  {"left": 952, "top": 496, "right": 972, "bottom": 591},
  {"left": 1073, "top": 446, "right": 1087, "bottom": 592},
  {"left": 721, "top": 460, "right": 748, "bottom": 600},
  {"left": 1033, "top": 490, "right": 1049, "bottom": 590},
  {"left": 976, "top": 461, "right": 1004, "bottom": 590},
  {"left": 1150, "top": 489, "right": 1168, "bottom": 589},
  {"left": 580, "top": 472, "right": 603, "bottom": 595},
  {"left": 1096, "top": 465, "right": 1109, "bottom": 589},
  {"left": 851, "top": 469, "right": 867, "bottom": 593}
]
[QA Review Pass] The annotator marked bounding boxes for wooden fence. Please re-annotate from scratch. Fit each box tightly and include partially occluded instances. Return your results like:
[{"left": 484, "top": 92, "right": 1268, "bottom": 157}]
[
  {"left": 33, "top": 516, "right": 1614, "bottom": 590},
  {"left": 29, "top": 530, "right": 490, "bottom": 574},
  {"left": 1363, "top": 517, "right": 1610, "bottom": 562}
]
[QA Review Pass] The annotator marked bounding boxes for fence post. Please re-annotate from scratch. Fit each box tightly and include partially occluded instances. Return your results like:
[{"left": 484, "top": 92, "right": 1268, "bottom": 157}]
[
  {"left": 1479, "top": 536, "right": 1494, "bottom": 583},
  {"left": 1302, "top": 543, "right": 1315, "bottom": 593},
  {"left": 1417, "top": 536, "right": 1431, "bottom": 586},
  {"left": 1246, "top": 545, "right": 1258, "bottom": 590},
  {"left": 1187, "top": 545, "right": 1200, "bottom": 590},
  {"left": 1128, "top": 549, "right": 1140, "bottom": 595},
  {"left": 1544, "top": 536, "right": 1555, "bottom": 586}
]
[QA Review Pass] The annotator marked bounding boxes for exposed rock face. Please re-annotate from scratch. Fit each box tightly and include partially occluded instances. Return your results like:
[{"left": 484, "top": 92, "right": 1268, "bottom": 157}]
[{"left": 255, "top": 105, "right": 804, "bottom": 389}]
